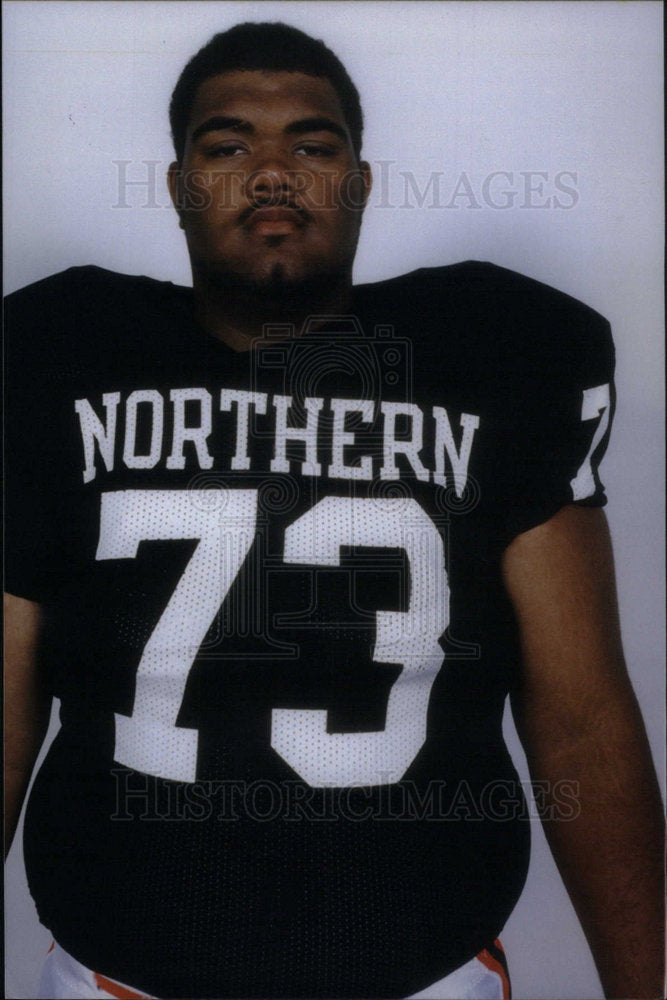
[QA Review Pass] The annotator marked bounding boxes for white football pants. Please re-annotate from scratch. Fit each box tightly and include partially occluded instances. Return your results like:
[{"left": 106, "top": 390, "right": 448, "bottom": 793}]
[{"left": 38, "top": 939, "right": 509, "bottom": 999}]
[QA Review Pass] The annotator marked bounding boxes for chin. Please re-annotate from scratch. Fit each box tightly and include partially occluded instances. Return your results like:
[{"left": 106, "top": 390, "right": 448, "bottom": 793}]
[
  {"left": 258, "top": 262, "right": 343, "bottom": 306},
  {"left": 202, "top": 255, "right": 349, "bottom": 304}
]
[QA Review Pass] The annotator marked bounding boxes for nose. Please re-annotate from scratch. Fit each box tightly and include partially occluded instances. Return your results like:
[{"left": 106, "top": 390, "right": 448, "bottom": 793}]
[{"left": 246, "top": 151, "right": 294, "bottom": 205}]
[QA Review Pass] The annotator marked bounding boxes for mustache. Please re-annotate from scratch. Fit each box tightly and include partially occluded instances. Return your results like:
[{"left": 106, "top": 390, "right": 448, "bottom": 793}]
[{"left": 238, "top": 197, "right": 311, "bottom": 227}]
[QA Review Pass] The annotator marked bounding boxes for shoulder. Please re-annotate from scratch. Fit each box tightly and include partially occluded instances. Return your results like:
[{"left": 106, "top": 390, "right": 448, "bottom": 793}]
[
  {"left": 5, "top": 265, "right": 183, "bottom": 316},
  {"left": 357, "top": 260, "right": 610, "bottom": 328},
  {"left": 355, "top": 260, "right": 613, "bottom": 386},
  {"left": 4, "top": 266, "right": 191, "bottom": 367}
]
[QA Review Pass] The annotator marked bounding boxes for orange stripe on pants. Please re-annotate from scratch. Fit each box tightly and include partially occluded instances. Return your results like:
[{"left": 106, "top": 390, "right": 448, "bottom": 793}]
[
  {"left": 93, "top": 972, "right": 151, "bottom": 999},
  {"left": 476, "top": 946, "right": 510, "bottom": 1000}
]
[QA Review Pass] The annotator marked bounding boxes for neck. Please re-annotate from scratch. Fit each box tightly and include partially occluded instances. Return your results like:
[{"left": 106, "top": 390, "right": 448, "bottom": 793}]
[{"left": 192, "top": 267, "right": 354, "bottom": 352}]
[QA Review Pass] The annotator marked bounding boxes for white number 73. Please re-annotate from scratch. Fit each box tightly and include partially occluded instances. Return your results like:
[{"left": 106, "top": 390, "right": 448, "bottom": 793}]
[{"left": 97, "top": 491, "right": 447, "bottom": 787}]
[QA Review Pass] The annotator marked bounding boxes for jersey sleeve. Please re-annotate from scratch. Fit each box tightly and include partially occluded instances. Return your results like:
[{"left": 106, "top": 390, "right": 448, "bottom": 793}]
[
  {"left": 4, "top": 273, "right": 74, "bottom": 602},
  {"left": 499, "top": 308, "right": 615, "bottom": 544}
]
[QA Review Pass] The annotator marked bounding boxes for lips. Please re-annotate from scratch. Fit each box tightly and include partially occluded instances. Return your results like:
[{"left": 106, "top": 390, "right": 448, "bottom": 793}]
[{"left": 243, "top": 205, "right": 307, "bottom": 235}]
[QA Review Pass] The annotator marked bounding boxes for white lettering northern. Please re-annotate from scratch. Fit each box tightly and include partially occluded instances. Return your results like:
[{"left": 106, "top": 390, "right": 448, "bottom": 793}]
[{"left": 75, "top": 388, "right": 479, "bottom": 489}]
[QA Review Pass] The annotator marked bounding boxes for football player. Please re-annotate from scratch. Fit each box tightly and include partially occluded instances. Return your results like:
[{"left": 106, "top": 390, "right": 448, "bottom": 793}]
[{"left": 5, "top": 22, "right": 664, "bottom": 1000}]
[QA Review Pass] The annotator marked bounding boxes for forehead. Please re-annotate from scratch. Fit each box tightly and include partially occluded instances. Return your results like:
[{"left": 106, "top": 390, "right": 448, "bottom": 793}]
[{"left": 188, "top": 70, "right": 348, "bottom": 133}]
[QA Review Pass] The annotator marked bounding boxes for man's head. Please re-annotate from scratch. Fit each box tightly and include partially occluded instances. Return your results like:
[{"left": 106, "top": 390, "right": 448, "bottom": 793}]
[
  {"left": 169, "top": 22, "right": 364, "bottom": 166},
  {"left": 167, "top": 23, "right": 372, "bottom": 306}
]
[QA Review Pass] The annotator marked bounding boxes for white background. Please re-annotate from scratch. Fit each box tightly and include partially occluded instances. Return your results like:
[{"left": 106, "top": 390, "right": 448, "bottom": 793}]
[{"left": 3, "top": 2, "right": 664, "bottom": 998}]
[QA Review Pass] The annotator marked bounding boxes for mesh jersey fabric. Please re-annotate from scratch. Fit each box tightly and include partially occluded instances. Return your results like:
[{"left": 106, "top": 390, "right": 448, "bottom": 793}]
[{"left": 5, "top": 262, "right": 614, "bottom": 998}]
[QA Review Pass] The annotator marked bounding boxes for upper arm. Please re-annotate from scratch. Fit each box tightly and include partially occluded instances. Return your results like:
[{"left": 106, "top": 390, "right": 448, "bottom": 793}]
[
  {"left": 4, "top": 592, "right": 49, "bottom": 764},
  {"left": 4, "top": 591, "right": 43, "bottom": 672},
  {"left": 4, "top": 592, "right": 51, "bottom": 854},
  {"left": 501, "top": 505, "right": 640, "bottom": 748}
]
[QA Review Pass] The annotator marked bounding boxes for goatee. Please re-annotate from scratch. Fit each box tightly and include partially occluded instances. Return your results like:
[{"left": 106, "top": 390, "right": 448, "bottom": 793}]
[{"left": 200, "top": 260, "right": 349, "bottom": 314}]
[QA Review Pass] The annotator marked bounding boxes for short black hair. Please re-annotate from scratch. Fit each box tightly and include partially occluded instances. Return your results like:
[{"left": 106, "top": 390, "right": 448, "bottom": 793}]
[{"left": 170, "top": 22, "right": 364, "bottom": 163}]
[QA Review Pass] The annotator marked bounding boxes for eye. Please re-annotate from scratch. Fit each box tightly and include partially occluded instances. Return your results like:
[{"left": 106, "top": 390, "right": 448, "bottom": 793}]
[
  {"left": 206, "top": 142, "right": 248, "bottom": 158},
  {"left": 294, "top": 143, "right": 337, "bottom": 158}
]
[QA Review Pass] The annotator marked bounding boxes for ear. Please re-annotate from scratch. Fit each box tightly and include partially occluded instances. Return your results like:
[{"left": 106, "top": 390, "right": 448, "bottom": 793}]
[
  {"left": 358, "top": 160, "right": 373, "bottom": 208},
  {"left": 167, "top": 161, "right": 186, "bottom": 229}
]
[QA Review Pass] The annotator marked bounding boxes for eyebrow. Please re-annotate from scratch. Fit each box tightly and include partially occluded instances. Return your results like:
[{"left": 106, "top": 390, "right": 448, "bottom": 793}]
[
  {"left": 191, "top": 116, "right": 251, "bottom": 143},
  {"left": 285, "top": 117, "right": 349, "bottom": 143},
  {"left": 190, "top": 114, "right": 349, "bottom": 145}
]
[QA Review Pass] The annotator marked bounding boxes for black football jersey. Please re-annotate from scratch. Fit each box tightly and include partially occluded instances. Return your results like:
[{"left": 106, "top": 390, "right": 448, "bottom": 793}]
[{"left": 4, "top": 262, "right": 614, "bottom": 998}]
